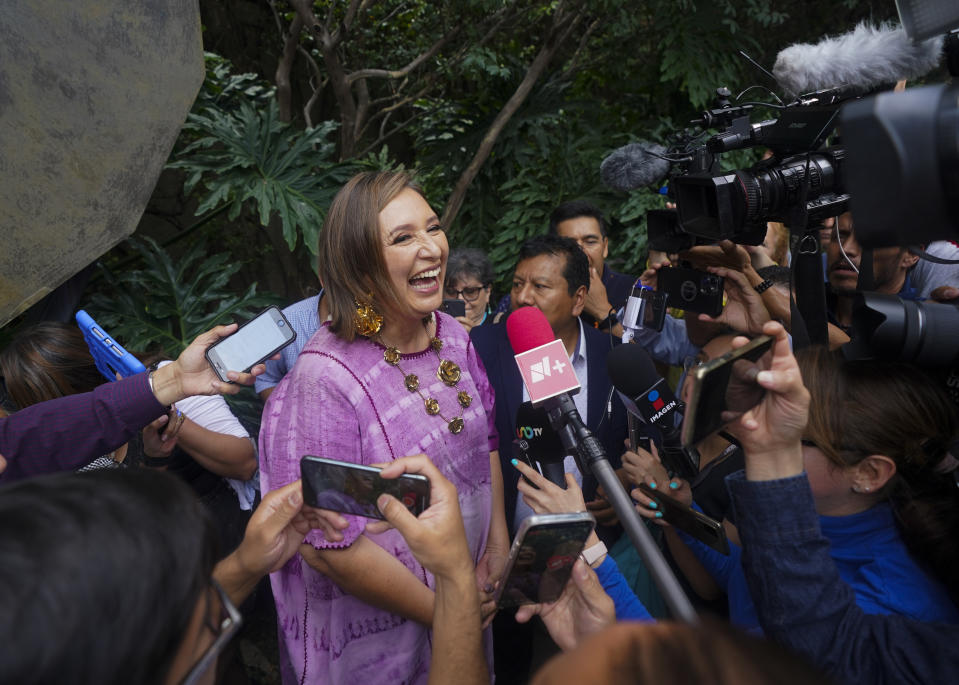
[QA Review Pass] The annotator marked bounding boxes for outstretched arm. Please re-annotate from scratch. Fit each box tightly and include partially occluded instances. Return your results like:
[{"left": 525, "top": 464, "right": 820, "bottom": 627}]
[{"left": 375, "top": 454, "right": 488, "bottom": 685}]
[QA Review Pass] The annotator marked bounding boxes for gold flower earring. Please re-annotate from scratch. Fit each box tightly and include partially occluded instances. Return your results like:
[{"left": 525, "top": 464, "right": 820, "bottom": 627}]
[{"left": 354, "top": 294, "right": 383, "bottom": 337}]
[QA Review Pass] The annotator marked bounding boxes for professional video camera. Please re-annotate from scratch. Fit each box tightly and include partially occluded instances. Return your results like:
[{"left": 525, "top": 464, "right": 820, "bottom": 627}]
[
  {"left": 601, "top": 24, "right": 946, "bottom": 253},
  {"left": 672, "top": 86, "right": 850, "bottom": 244},
  {"left": 637, "top": 85, "right": 849, "bottom": 252}
]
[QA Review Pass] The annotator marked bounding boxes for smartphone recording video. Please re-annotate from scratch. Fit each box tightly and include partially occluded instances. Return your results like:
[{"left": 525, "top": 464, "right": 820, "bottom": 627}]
[
  {"left": 495, "top": 512, "right": 595, "bottom": 608},
  {"left": 300, "top": 456, "right": 430, "bottom": 520},
  {"left": 681, "top": 335, "right": 773, "bottom": 449}
]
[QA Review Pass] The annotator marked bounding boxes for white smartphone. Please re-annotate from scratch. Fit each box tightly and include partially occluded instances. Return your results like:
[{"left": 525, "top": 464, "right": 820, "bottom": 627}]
[
  {"left": 494, "top": 512, "right": 595, "bottom": 608},
  {"left": 204, "top": 306, "right": 296, "bottom": 382}
]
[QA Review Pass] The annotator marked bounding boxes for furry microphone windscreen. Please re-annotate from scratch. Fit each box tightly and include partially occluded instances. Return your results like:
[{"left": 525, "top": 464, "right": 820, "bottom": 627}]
[
  {"left": 773, "top": 22, "right": 943, "bottom": 96},
  {"left": 600, "top": 142, "right": 671, "bottom": 192}
]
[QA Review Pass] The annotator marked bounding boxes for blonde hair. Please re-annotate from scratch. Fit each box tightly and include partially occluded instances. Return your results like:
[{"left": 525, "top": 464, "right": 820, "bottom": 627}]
[{"left": 318, "top": 171, "right": 428, "bottom": 341}]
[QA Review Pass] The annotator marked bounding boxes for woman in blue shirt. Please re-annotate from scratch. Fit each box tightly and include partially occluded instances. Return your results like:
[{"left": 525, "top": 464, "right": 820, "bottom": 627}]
[{"left": 628, "top": 344, "right": 959, "bottom": 631}]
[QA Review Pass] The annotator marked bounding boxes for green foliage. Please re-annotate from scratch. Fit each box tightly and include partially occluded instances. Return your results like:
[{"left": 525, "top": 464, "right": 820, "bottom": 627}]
[
  {"left": 169, "top": 99, "right": 354, "bottom": 256},
  {"left": 84, "top": 237, "right": 279, "bottom": 358},
  {"left": 194, "top": 52, "right": 274, "bottom": 111}
]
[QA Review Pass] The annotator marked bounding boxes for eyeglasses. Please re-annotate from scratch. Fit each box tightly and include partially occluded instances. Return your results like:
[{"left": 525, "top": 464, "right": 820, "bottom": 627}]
[
  {"left": 444, "top": 283, "right": 489, "bottom": 302},
  {"left": 180, "top": 580, "right": 242, "bottom": 685}
]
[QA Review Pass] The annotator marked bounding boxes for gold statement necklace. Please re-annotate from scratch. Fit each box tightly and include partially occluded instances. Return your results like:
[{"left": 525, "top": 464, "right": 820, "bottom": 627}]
[{"left": 377, "top": 316, "right": 472, "bottom": 434}]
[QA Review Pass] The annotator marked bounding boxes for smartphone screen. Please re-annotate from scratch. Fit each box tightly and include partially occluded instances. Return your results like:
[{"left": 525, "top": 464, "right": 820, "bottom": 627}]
[
  {"left": 205, "top": 306, "right": 295, "bottom": 382},
  {"left": 496, "top": 513, "right": 594, "bottom": 608},
  {"left": 637, "top": 482, "right": 729, "bottom": 555},
  {"left": 300, "top": 456, "right": 430, "bottom": 520},
  {"left": 681, "top": 335, "right": 773, "bottom": 448}
]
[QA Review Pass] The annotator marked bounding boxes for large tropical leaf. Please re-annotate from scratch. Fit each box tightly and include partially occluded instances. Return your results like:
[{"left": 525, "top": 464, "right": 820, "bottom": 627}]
[
  {"left": 84, "top": 237, "right": 279, "bottom": 357},
  {"left": 169, "top": 99, "right": 356, "bottom": 255}
]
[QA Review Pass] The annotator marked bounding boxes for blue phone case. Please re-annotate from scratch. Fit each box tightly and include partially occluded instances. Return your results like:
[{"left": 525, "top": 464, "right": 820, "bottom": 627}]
[{"left": 75, "top": 310, "right": 147, "bottom": 381}]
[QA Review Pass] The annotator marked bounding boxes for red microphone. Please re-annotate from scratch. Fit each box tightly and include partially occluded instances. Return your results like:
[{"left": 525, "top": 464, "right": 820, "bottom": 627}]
[
  {"left": 506, "top": 306, "right": 554, "bottom": 354},
  {"left": 506, "top": 307, "right": 581, "bottom": 406}
]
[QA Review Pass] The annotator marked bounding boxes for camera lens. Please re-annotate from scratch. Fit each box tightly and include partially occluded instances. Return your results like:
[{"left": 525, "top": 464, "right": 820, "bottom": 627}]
[{"left": 848, "top": 293, "right": 959, "bottom": 367}]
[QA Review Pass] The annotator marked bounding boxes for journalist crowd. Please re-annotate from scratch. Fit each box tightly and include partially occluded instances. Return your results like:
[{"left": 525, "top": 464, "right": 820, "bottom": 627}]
[{"left": 5, "top": 19, "right": 959, "bottom": 685}]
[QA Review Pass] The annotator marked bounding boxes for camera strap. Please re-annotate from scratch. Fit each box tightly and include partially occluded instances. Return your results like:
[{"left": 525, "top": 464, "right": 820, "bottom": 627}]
[{"left": 791, "top": 232, "right": 829, "bottom": 348}]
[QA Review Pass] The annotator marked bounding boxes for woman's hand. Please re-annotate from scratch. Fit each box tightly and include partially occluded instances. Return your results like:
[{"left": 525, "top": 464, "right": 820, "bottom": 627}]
[
  {"left": 622, "top": 444, "right": 691, "bottom": 521},
  {"left": 454, "top": 315, "right": 478, "bottom": 334},
  {"left": 513, "top": 458, "right": 588, "bottom": 515},
  {"left": 725, "top": 321, "right": 810, "bottom": 481},
  {"left": 639, "top": 260, "right": 669, "bottom": 290}
]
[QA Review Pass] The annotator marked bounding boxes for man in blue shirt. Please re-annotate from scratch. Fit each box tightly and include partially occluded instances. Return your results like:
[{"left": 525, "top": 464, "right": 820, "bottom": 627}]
[{"left": 255, "top": 292, "right": 328, "bottom": 400}]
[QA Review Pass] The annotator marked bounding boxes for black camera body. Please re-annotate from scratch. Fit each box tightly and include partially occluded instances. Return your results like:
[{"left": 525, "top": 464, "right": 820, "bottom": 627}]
[
  {"left": 657, "top": 266, "right": 725, "bottom": 318},
  {"left": 655, "top": 87, "right": 854, "bottom": 247}
]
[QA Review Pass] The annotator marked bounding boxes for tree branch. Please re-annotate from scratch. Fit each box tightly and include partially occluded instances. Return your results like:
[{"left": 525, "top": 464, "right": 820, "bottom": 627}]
[
  {"left": 441, "top": 3, "right": 585, "bottom": 228},
  {"left": 560, "top": 16, "right": 601, "bottom": 80},
  {"left": 297, "top": 45, "right": 326, "bottom": 128},
  {"left": 288, "top": 0, "right": 359, "bottom": 157},
  {"left": 346, "top": 25, "right": 461, "bottom": 83},
  {"left": 356, "top": 105, "right": 444, "bottom": 158}
]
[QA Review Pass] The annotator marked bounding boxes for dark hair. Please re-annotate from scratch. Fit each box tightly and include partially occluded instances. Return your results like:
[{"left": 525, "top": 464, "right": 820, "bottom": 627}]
[
  {"left": 318, "top": 171, "right": 430, "bottom": 342},
  {"left": 548, "top": 200, "right": 607, "bottom": 238},
  {"left": 0, "top": 321, "right": 103, "bottom": 409},
  {"left": 532, "top": 618, "right": 832, "bottom": 685},
  {"left": 799, "top": 347, "right": 959, "bottom": 603},
  {"left": 0, "top": 468, "right": 218, "bottom": 685},
  {"left": 446, "top": 248, "right": 493, "bottom": 287},
  {"left": 517, "top": 234, "right": 590, "bottom": 296},
  {"left": 756, "top": 265, "right": 791, "bottom": 286}
]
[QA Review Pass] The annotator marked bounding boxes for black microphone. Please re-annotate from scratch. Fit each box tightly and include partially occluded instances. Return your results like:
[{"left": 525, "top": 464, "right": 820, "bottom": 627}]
[
  {"left": 514, "top": 402, "right": 568, "bottom": 486},
  {"left": 606, "top": 343, "right": 699, "bottom": 481},
  {"left": 773, "top": 22, "right": 943, "bottom": 96},
  {"left": 600, "top": 142, "right": 671, "bottom": 192}
]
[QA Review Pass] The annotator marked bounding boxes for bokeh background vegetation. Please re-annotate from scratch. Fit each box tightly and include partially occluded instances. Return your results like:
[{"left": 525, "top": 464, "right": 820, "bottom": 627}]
[{"left": 4, "top": 0, "right": 900, "bottom": 358}]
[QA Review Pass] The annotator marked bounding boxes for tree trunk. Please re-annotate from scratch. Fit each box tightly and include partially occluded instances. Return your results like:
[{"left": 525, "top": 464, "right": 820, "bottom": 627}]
[{"left": 275, "top": 16, "right": 303, "bottom": 123}]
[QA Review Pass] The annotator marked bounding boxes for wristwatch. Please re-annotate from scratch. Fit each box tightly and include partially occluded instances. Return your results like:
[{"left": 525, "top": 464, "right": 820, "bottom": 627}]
[
  {"left": 580, "top": 540, "right": 608, "bottom": 567},
  {"left": 596, "top": 308, "right": 617, "bottom": 331}
]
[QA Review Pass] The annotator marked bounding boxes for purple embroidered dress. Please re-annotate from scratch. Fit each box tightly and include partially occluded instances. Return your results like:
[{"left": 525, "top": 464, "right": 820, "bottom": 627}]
[{"left": 260, "top": 313, "right": 497, "bottom": 684}]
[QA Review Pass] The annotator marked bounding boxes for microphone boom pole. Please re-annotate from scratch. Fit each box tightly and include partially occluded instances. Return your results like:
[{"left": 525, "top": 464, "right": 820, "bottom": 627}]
[{"left": 548, "top": 394, "right": 698, "bottom": 623}]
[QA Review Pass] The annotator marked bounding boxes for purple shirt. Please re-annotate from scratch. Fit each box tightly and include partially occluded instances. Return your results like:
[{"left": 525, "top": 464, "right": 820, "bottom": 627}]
[
  {"left": 0, "top": 373, "right": 164, "bottom": 482},
  {"left": 259, "top": 312, "right": 496, "bottom": 684}
]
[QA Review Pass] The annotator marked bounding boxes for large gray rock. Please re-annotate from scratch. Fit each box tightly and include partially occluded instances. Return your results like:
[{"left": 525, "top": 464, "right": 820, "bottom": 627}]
[{"left": 0, "top": 0, "right": 203, "bottom": 326}]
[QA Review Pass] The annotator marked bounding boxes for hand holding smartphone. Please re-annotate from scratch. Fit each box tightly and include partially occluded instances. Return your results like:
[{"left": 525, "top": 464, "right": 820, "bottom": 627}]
[
  {"left": 637, "top": 482, "right": 729, "bottom": 555},
  {"left": 75, "top": 310, "right": 147, "bottom": 381},
  {"left": 205, "top": 306, "right": 296, "bottom": 383},
  {"left": 494, "top": 513, "right": 595, "bottom": 608},
  {"left": 681, "top": 335, "right": 773, "bottom": 449},
  {"left": 300, "top": 456, "right": 430, "bottom": 520}
]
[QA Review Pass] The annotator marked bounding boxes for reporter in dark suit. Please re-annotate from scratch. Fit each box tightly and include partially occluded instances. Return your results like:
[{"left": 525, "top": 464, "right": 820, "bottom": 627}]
[{"left": 470, "top": 235, "right": 628, "bottom": 535}]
